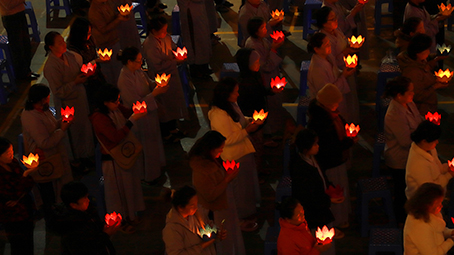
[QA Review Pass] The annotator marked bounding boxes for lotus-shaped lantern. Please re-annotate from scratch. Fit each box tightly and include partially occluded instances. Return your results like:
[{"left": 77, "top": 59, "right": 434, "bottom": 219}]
[
  {"left": 172, "top": 47, "right": 187, "bottom": 61},
  {"left": 105, "top": 212, "right": 122, "bottom": 227},
  {"left": 81, "top": 62, "right": 96, "bottom": 76},
  {"left": 358, "top": 0, "right": 368, "bottom": 4},
  {"left": 155, "top": 73, "right": 171, "bottom": 87},
  {"left": 425, "top": 112, "right": 441, "bottom": 125},
  {"left": 448, "top": 158, "right": 454, "bottom": 171},
  {"left": 253, "top": 109, "right": 268, "bottom": 122},
  {"left": 439, "top": 3, "right": 454, "bottom": 16},
  {"left": 437, "top": 44, "right": 451, "bottom": 56},
  {"left": 345, "top": 123, "right": 360, "bottom": 137},
  {"left": 325, "top": 185, "right": 344, "bottom": 199},
  {"left": 270, "top": 31, "right": 285, "bottom": 44},
  {"left": 97, "top": 48, "right": 112, "bottom": 61},
  {"left": 21, "top": 153, "right": 39, "bottom": 169},
  {"left": 132, "top": 101, "right": 147, "bottom": 114},
  {"left": 315, "top": 225, "right": 335, "bottom": 245},
  {"left": 271, "top": 76, "right": 286, "bottom": 89},
  {"left": 343, "top": 54, "right": 358, "bottom": 69},
  {"left": 61, "top": 106, "right": 75, "bottom": 122},
  {"left": 348, "top": 35, "right": 365, "bottom": 49},
  {"left": 434, "top": 69, "right": 453, "bottom": 83},
  {"left": 271, "top": 9, "right": 284, "bottom": 19},
  {"left": 118, "top": 4, "right": 133, "bottom": 16},
  {"left": 198, "top": 225, "right": 218, "bottom": 241},
  {"left": 223, "top": 160, "right": 239, "bottom": 174}
]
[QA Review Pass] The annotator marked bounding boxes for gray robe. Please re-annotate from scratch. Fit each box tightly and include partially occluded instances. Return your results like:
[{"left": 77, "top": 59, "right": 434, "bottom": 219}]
[
  {"left": 111, "top": 0, "right": 141, "bottom": 50},
  {"left": 238, "top": 1, "right": 273, "bottom": 47},
  {"left": 117, "top": 67, "right": 166, "bottom": 182},
  {"left": 43, "top": 51, "right": 95, "bottom": 159},
  {"left": 404, "top": 3, "right": 438, "bottom": 52}
]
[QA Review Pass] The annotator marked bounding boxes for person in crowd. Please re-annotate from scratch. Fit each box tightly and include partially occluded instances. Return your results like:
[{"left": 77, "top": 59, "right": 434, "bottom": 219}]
[
  {"left": 322, "top": 0, "right": 363, "bottom": 38},
  {"left": 307, "top": 32, "right": 355, "bottom": 122},
  {"left": 384, "top": 76, "right": 423, "bottom": 224},
  {"left": 189, "top": 130, "right": 246, "bottom": 254},
  {"left": 0, "top": 137, "right": 35, "bottom": 255},
  {"left": 404, "top": 182, "right": 454, "bottom": 254},
  {"left": 112, "top": 0, "right": 141, "bottom": 50},
  {"left": 394, "top": 17, "right": 425, "bottom": 53},
  {"left": 21, "top": 84, "right": 73, "bottom": 223},
  {"left": 405, "top": 120, "right": 454, "bottom": 199},
  {"left": 277, "top": 197, "right": 333, "bottom": 255},
  {"left": 117, "top": 46, "right": 168, "bottom": 184},
  {"left": 397, "top": 34, "right": 447, "bottom": 115},
  {"left": 43, "top": 31, "right": 95, "bottom": 170},
  {"left": 56, "top": 181, "right": 119, "bottom": 255},
  {"left": 208, "top": 77, "right": 262, "bottom": 230},
  {"left": 307, "top": 83, "right": 357, "bottom": 228},
  {"left": 142, "top": 16, "right": 189, "bottom": 143},
  {"left": 162, "top": 185, "right": 226, "bottom": 255},
  {"left": 90, "top": 84, "right": 146, "bottom": 233}
]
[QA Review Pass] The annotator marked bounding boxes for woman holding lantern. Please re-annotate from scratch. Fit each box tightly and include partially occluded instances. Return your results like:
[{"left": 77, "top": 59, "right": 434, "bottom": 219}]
[
  {"left": 395, "top": 17, "right": 425, "bottom": 54},
  {"left": 142, "top": 16, "right": 189, "bottom": 142},
  {"left": 117, "top": 46, "right": 168, "bottom": 184},
  {"left": 189, "top": 131, "right": 246, "bottom": 254}
]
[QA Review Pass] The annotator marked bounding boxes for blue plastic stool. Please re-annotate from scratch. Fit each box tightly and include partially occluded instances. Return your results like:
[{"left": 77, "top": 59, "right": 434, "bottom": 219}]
[
  {"left": 133, "top": 2, "right": 148, "bottom": 38},
  {"left": 376, "top": 71, "right": 400, "bottom": 132},
  {"left": 374, "top": 0, "right": 393, "bottom": 35},
  {"left": 220, "top": 63, "right": 240, "bottom": 79},
  {"left": 46, "top": 0, "right": 72, "bottom": 17},
  {"left": 25, "top": 1, "right": 40, "bottom": 43},
  {"left": 369, "top": 228, "right": 403, "bottom": 255},
  {"left": 302, "top": 0, "right": 322, "bottom": 40},
  {"left": 372, "top": 132, "right": 386, "bottom": 177},
  {"left": 0, "top": 35, "right": 17, "bottom": 104},
  {"left": 297, "top": 60, "right": 311, "bottom": 126},
  {"left": 172, "top": 6, "right": 181, "bottom": 35},
  {"left": 357, "top": 177, "right": 396, "bottom": 237},
  {"left": 264, "top": 226, "right": 280, "bottom": 255}
]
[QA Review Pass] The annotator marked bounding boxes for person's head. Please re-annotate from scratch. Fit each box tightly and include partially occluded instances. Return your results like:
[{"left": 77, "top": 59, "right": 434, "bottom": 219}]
[
  {"left": 247, "top": 0, "right": 261, "bottom": 6},
  {"left": 44, "top": 31, "right": 66, "bottom": 57},
  {"left": 411, "top": 120, "right": 441, "bottom": 151},
  {"left": 247, "top": 17, "right": 266, "bottom": 39},
  {"left": 67, "top": 17, "right": 92, "bottom": 50},
  {"left": 408, "top": 0, "right": 425, "bottom": 5},
  {"left": 95, "top": 84, "right": 121, "bottom": 114},
  {"left": 172, "top": 186, "right": 198, "bottom": 218},
  {"left": 316, "top": 6, "right": 338, "bottom": 31},
  {"left": 295, "top": 129, "right": 319, "bottom": 156},
  {"left": 117, "top": 46, "right": 142, "bottom": 70},
  {"left": 307, "top": 32, "right": 331, "bottom": 56},
  {"left": 407, "top": 34, "right": 432, "bottom": 60},
  {"left": 405, "top": 182, "right": 444, "bottom": 222},
  {"left": 401, "top": 17, "right": 425, "bottom": 37},
  {"left": 61, "top": 181, "right": 90, "bottom": 211},
  {"left": 188, "top": 131, "right": 226, "bottom": 160},
  {"left": 277, "top": 197, "right": 305, "bottom": 226},
  {"left": 236, "top": 48, "right": 261, "bottom": 74},
  {"left": 148, "top": 16, "right": 168, "bottom": 38},
  {"left": 25, "top": 84, "right": 51, "bottom": 111},
  {"left": 0, "top": 137, "right": 13, "bottom": 165},
  {"left": 211, "top": 77, "right": 240, "bottom": 122},
  {"left": 316, "top": 83, "right": 342, "bottom": 111},
  {"left": 384, "top": 76, "right": 414, "bottom": 104}
]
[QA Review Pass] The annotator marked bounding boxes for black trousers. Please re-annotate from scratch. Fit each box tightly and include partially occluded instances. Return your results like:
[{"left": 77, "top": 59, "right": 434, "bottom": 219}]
[
  {"left": 3, "top": 220, "right": 34, "bottom": 255},
  {"left": 389, "top": 167, "right": 407, "bottom": 224}
]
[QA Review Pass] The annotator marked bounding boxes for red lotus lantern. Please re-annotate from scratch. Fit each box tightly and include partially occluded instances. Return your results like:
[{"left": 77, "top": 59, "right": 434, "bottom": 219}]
[
  {"left": 21, "top": 153, "right": 39, "bottom": 169},
  {"left": 345, "top": 123, "right": 360, "bottom": 137},
  {"left": 271, "top": 76, "right": 286, "bottom": 89},
  {"left": 270, "top": 31, "right": 285, "bottom": 44},
  {"left": 358, "top": 0, "right": 368, "bottom": 4},
  {"left": 343, "top": 54, "right": 358, "bottom": 69},
  {"left": 81, "top": 62, "right": 96, "bottom": 76},
  {"left": 325, "top": 185, "right": 344, "bottom": 199},
  {"left": 348, "top": 35, "right": 365, "bottom": 49},
  {"left": 434, "top": 69, "right": 453, "bottom": 83},
  {"left": 271, "top": 9, "right": 284, "bottom": 19},
  {"left": 315, "top": 225, "right": 335, "bottom": 245},
  {"left": 132, "top": 101, "right": 147, "bottom": 114},
  {"left": 223, "top": 160, "right": 239, "bottom": 174},
  {"left": 155, "top": 73, "right": 171, "bottom": 87},
  {"left": 439, "top": 3, "right": 454, "bottom": 16},
  {"left": 253, "top": 109, "right": 268, "bottom": 122},
  {"left": 118, "top": 4, "right": 133, "bottom": 16},
  {"left": 448, "top": 158, "right": 454, "bottom": 171},
  {"left": 105, "top": 212, "right": 122, "bottom": 227},
  {"left": 61, "top": 106, "right": 75, "bottom": 122},
  {"left": 97, "top": 48, "right": 112, "bottom": 61},
  {"left": 172, "top": 47, "right": 187, "bottom": 61},
  {"left": 425, "top": 112, "right": 441, "bottom": 125}
]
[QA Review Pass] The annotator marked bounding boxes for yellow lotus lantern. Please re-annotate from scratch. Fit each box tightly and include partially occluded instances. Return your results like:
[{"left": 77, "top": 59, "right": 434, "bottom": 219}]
[
  {"left": 438, "top": 3, "right": 454, "bottom": 16},
  {"left": 348, "top": 35, "right": 365, "bottom": 49},
  {"left": 21, "top": 153, "right": 39, "bottom": 169},
  {"left": 434, "top": 69, "right": 453, "bottom": 83},
  {"left": 437, "top": 43, "right": 451, "bottom": 56},
  {"left": 118, "top": 4, "right": 133, "bottom": 16},
  {"left": 252, "top": 109, "right": 268, "bottom": 122},
  {"left": 315, "top": 225, "right": 335, "bottom": 245},
  {"left": 155, "top": 73, "right": 171, "bottom": 87},
  {"left": 271, "top": 9, "right": 284, "bottom": 19},
  {"left": 97, "top": 48, "right": 112, "bottom": 61},
  {"left": 343, "top": 54, "right": 358, "bottom": 69}
]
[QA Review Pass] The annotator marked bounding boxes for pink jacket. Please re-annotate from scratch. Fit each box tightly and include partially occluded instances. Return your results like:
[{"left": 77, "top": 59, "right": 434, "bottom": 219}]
[{"left": 277, "top": 218, "right": 320, "bottom": 255}]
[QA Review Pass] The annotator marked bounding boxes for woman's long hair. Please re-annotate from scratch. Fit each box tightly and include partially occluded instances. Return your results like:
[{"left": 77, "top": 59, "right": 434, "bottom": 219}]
[
  {"left": 188, "top": 131, "right": 226, "bottom": 161},
  {"left": 405, "top": 182, "right": 444, "bottom": 223},
  {"left": 67, "top": 17, "right": 91, "bottom": 51},
  {"left": 211, "top": 77, "right": 240, "bottom": 122}
]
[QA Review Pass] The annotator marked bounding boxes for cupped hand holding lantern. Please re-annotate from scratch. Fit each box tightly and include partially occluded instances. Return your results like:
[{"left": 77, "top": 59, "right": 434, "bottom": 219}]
[
  {"left": 104, "top": 212, "right": 122, "bottom": 235},
  {"left": 270, "top": 31, "right": 285, "bottom": 45}
]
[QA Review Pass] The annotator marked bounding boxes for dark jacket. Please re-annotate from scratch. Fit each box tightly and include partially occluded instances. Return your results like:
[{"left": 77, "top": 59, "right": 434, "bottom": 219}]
[{"left": 237, "top": 71, "right": 273, "bottom": 117}]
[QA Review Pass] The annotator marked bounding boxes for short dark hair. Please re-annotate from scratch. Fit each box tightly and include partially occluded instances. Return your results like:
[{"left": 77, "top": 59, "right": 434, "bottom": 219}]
[
  {"left": 407, "top": 34, "right": 432, "bottom": 60},
  {"left": 117, "top": 46, "right": 141, "bottom": 65},
  {"left": 277, "top": 197, "right": 300, "bottom": 220},
  {"left": 61, "top": 181, "right": 89, "bottom": 208},
  {"left": 148, "top": 15, "right": 168, "bottom": 34},
  {"left": 405, "top": 182, "right": 444, "bottom": 223},
  {"left": 307, "top": 32, "right": 327, "bottom": 54},
  {"left": 211, "top": 77, "right": 240, "bottom": 122},
  {"left": 0, "top": 137, "right": 12, "bottom": 156},
  {"left": 247, "top": 17, "right": 265, "bottom": 39},
  {"left": 44, "top": 31, "right": 61, "bottom": 56},
  {"left": 188, "top": 131, "right": 226, "bottom": 160},
  {"left": 401, "top": 17, "right": 423, "bottom": 36},
  {"left": 411, "top": 120, "right": 442, "bottom": 143},
  {"left": 95, "top": 84, "right": 120, "bottom": 115},
  {"left": 25, "top": 84, "right": 51, "bottom": 110},
  {"left": 384, "top": 76, "right": 412, "bottom": 98},
  {"left": 295, "top": 129, "right": 318, "bottom": 154},
  {"left": 236, "top": 48, "right": 254, "bottom": 75},
  {"left": 172, "top": 185, "right": 197, "bottom": 209},
  {"left": 315, "top": 6, "right": 332, "bottom": 29}
]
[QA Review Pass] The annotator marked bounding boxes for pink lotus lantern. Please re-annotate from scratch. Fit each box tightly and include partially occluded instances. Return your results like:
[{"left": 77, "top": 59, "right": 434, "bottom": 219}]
[
  {"left": 425, "top": 112, "right": 441, "bottom": 125},
  {"left": 270, "top": 31, "right": 285, "bottom": 44},
  {"left": 434, "top": 69, "right": 453, "bottom": 83},
  {"left": 21, "top": 153, "right": 39, "bottom": 169},
  {"left": 97, "top": 48, "right": 112, "bottom": 61},
  {"left": 348, "top": 35, "right": 365, "bottom": 49},
  {"left": 343, "top": 54, "right": 358, "bottom": 69},
  {"left": 253, "top": 109, "right": 268, "bottom": 122},
  {"left": 105, "top": 212, "right": 122, "bottom": 227},
  {"left": 118, "top": 4, "right": 133, "bottom": 16},
  {"left": 315, "top": 225, "right": 335, "bottom": 245},
  {"left": 172, "top": 47, "right": 187, "bottom": 61},
  {"left": 325, "top": 185, "right": 344, "bottom": 199},
  {"left": 155, "top": 73, "right": 171, "bottom": 87},
  {"left": 223, "top": 160, "right": 239, "bottom": 174},
  {"left": 61, "top": 106, "right": 75, "bottom": 122},
  {"left": 81, "top": 62, "right": 96, "bottom": 76},
  {"left": 345, "top": 123, "right": 360, "bottom": 137},
  {"left": 271, "top": 9, "right": 284, "bottom": 19},
  {"left": 132, "top": 101, "right": 147, "bottom": 114},
  {"left": 271, "top": 76, "right": 286, "bottom": 89}
]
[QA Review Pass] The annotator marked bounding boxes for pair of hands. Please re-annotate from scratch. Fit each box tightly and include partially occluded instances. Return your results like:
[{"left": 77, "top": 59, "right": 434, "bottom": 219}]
[{"left": 103, "top": 220, "right": 122, "bottom": 236}]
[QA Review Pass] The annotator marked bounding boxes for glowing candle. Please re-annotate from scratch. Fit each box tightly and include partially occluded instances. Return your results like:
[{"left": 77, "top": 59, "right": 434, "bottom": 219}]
[
  {"left": 118, "top": 4, "right": 133, "bottom": 15},
  {"left": 172, "top": 47, "right": 187, "bottom": 61},
  {"left": 348, "top": 35, "right": 365, "bottom": 49},
  {"left": 223, "top": 160, "right": 240, "bottom": 174},
  {"left": 425, "top": 112, "right": 441, "bottom": 125},
  {"left": 252, "top": 109, "right": 268, "bottom": 122},
  {"left": 21, "top": 153, "right": 39, "bottom": 169},
  {"left": 132, "top": 101, "right": 147, "bottom": 114},
  {"left": 97, "top": 48, "right": 112, "bottom": 61},
  {"left": 270, "top": 31, "right": 285, "bottom": 44},
  {"left": 343, "top": 54, "right": 358, "bottom": 69},
  {"left": 271, "top": 76, "right": 286, "bottom": 89},
  {"left": 105, "top": 212, "right": 122, "bottom": 227},
  {"left": 345, "top": 123, "right": 360, "bottom": 137},
  {"left": 155, "top": 73, "right": 171, "bottom": 87},
  {"left": 61, "top": 106, "right": 75, "bottom": 122},
  {"left": 315, "top": 225, "right": 335, "bottom": 244}
]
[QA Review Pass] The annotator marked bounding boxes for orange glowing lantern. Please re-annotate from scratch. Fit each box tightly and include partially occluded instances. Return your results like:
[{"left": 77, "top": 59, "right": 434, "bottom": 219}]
[
  {"left": 81, "top": 62, "right": 96, "bottom": 76},
  {"left": 425, "top": 112, "right": 441, "bottom": 125},
  {"left": 439, "top": 3, "right": 454, "bottom": 16},
  {"left": 315, "top": 225, "right": 335, "bottom": 245},
  {"left": 253, "top": 109, "right": 269, "bottom": 122},
  {"left": 61, "top": 106, "right": 75, "bottom": 122},
  {"left": 118, "top": 4, "right": 133, "bottom": 16},
  {"left": 325, "top": 185, "right": 344, "bottom": 199},
  {"left": 21, "top": 153, "right": 39, "bottom": 169},
  {"left": 223, "top": 160, "right": 240, "bottom": 174},
  {"left": 345, "top": 123, "right": 360, "bottom": 137},
  {"left": 358, "top": 0, "right": 368, "bottom": 4},
  {"left": 132, "top": 101, "right": 147, "bottom": 114},
  {"left": 172, "top": 47, "right": 187, "bottom": 61},
  {"left": 271, "top": 9, "right": 285, "bottom": 19},
  {"left": 155, "top": 73, "right": 171, "bottom": 87},
  {"left": 270, "top": 31, "right": 285, "bottom": 44},
  {"left": 271, "top": 76, "right": 286, "bottom": 89},
  {"left": 448, "top": 158, "right": 454, "bottom": 171},
  {"left": 343, "top": 54, "right": 358, "bottom": 69},
  {"left": 434, "top": 69, "right": 453, "bottom": 83},
  {"left": 348, "top": 35, "right": 365, "bottom": 49},
  {"left": 97, "top": 48, "right": 112, "bottom": 61},
  {"left": 105, "top": 212, "right": 122, "bottom": 227}
]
